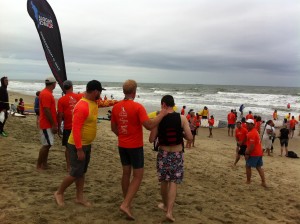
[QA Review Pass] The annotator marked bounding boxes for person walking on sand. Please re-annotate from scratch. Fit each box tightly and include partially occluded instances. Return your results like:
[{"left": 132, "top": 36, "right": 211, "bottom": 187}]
[
  {"left": 181, "top": 105, "right": 186, "bottom": 115},
  {"left": 208, "top": 115, "right": 214, "bottom": 138},
  {"left": 57, "top": 80, "right": 82, "bottom": 172},
  {"left": 186, "top": 109, "right": 196, "bottom": 147},
  {"left": 233, "top": 121, "right": 248, "bottom": 166},
  {"left": 111, "top": 79, "right": 168, "bottom": 220},
  {"left": 0, "top": 76, "right": 9, "bottom": 137},
  {"left": 239, "top": 104, "right": 245, "bottom": 117},
  {"left": 36, "top": 76, "right": 58, "bottom": 170},
  {"left": 34, "top": 91, "right": 40, "bottom": 128},
  {"left": 54, "top": 80, "right": 105, "bottom": 207},
  {"left": 246, "top": 111, "right": 254, "bottom": 120},
  {"left": 289, "top": 116, "right": 298, "bottom": 138},
  {"left": 279, "top": 124, "right": 289, "bottom": 156},
  {"left": 149, "top": 95, "right": 192, "bottom": 222},
  {"left": 273, "top": 110, "right": 278, "bottom": 120},
  {"left": 262, "top": 120, "right": 275, "bottom": 156},
  {"left": 227, "top": 109, "right": 236, "bottom": 137},
  {"left": 244, "top": 119, "right": 267, "bottom": 187}
]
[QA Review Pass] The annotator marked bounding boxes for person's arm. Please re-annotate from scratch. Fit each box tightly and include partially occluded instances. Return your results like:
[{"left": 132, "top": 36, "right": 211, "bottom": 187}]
[
  {"left": 57, "top": 111, "right": 63, "bottom": 137},
  {"left": 142, "top": 108, "right": 168, "bottom": 130},
  {"left": 43, "top": 107, "right": 58, "bottom": 134},
  {"left": 245, "top": 141, "right": 254, "bottom": 159},
  {"left": 181, "top": 115, "right": 193, "bottom": 141},
  {"left": 149, "top": 127, "right": 158, "bottom": 143},
  {"left": 111, "top": 121, "right": 118, "bottom": 136}
]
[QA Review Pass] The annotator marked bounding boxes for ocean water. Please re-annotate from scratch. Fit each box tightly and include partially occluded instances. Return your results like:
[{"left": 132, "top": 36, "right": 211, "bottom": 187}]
[{"left": 7, "top": 79, "right": 300, "bottom": 121}]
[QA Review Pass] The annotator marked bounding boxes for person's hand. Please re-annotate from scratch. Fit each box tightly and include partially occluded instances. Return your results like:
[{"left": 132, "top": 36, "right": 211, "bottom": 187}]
[
  {"left": 52, "top": 125, "right": 58, "bottom": 134},
  {"left": 245, "top": 154, "right": 250, "bottom": 160},
  {"left": 77, "top": 149, "right": 85, "bottom": 161}
]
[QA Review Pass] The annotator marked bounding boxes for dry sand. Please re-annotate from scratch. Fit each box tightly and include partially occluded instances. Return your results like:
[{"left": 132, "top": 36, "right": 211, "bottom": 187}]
[{"left": 0, "top": 92, "right": 300, "bottom": 224}]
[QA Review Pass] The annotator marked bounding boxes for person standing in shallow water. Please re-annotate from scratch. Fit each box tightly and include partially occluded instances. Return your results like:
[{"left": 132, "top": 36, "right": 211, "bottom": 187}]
[{"left": 149, "top": 95, "right": 192, "bottom": 222}]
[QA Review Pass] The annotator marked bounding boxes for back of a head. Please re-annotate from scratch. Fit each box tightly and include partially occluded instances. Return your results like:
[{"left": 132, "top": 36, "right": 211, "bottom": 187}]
[
  {"left": 63, "top": 80, "right": 73, "bottom": 91},
  {"left": 161, "top": 95, "right": 175, "bottom": 107},
  {"left": 86, "top": 80, "right": 102, "bottom": 93},
  {"left": 123, "top": 80, "right": 137, "bottom": 95},
  {"left": 1, "top": 76, "right": 7, "bottom": 86}
]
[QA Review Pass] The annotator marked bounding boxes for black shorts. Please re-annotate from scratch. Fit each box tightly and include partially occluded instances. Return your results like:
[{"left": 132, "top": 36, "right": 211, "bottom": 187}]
[
  {"left": 280, "top": 139, "right": 289, "bottom": 147},
  {"left": 62, "top": 129, "right": 72, "bottom": 146},
  {"left": 238, "top": 145, "right": 247, "bottom": 155},
  {"left": 68, "top": 144, "right": 91, "bottom": 177},
  {"left": 202, "top": 116, "right": 208, "bottom": 119},
  {"left": 118, "top": 147, "right": 144, "bottom": 169},
  {"left": 35, "top": 109, "right": 40, "bottom": 116},
  {"left": 191, "top": 130, "right": 196, "bottom": 136},
  {"left": 228, "top": 124, "right": 235, "bottom": 129}
]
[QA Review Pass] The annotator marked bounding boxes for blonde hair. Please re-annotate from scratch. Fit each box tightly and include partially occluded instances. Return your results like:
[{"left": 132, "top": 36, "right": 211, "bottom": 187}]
[{"left": 123, "top": 79, "right": 137, "bottom": 94}]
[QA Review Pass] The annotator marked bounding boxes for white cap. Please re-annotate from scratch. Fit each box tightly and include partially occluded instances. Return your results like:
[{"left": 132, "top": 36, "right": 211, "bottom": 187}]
[
  {"left": 246, "top": 119, "right": 254, "bottom": 124},
  {"left": 45, "top": 76, "right": 56, "bottom": 84}
]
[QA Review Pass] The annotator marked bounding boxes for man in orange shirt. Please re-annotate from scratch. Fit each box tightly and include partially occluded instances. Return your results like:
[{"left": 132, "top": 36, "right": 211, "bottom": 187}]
[
  {"left": 55, "top": 80, "right": 105, "bottom": 207},
  {"left": 289, "top": 116, "right": 298, "bottom": 138},
  {"left": 57, "top": 80, "right": 82, "bottom": 171},
  {"left": 37, "top": 76, "right": 58, "bottom": 170},
  {"left": 245, "top": 119, "right": 267, "bottom": 188},
  {"left": 227, "top": 109, "right": 236, "bottom": 137},
  {"left": 233, "top": 121, "right": 248, "bottom": 166},
  {"left": 180, "top": 105, "right": 186, "bottom": 115},
  {"left": 111, "top": 79, "right": 167, "bottom": 220},
  {"left": 245, "top": 111, "right": 254, "bottom": 120}
]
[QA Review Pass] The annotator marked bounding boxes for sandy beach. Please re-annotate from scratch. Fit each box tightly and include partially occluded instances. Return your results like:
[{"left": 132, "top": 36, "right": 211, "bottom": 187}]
[{"left": 0, "top": 92, "right": 300, "bottom": 224}]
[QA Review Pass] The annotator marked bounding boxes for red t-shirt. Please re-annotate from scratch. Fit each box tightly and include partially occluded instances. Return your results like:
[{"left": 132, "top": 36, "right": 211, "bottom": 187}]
[
  {"left": 255, "top": 121, "right": 262, "bottom": 132},
  {"left": 290, "top": 119, "right": 298, "bottom": 129},
  {"left": 111, "top": 100, "right": 149, "bottom": 148},
  {"left": 235, "top": 127, "right": 248, "bottom": 144},
  {"left": 181, "top": 108, "right": 185, "bottom": 115},
  {"left": 246, "top": 114, "right": 254, "bottom": 120},
  {"left": 39, "top": 88, "right": 57, "bottom": 129},
  {"left": 227, "top": 112, "right": 236, "bottom": 125},
  {"left": 208, "top": 118, "right": 214, "bottom": 126},
  {"left": 57, "top": 92, "right": 82, "bottom": 129},
  {"left": 247, "top": 128, "right": 263, "bottom": 156},
  {"left": 241, "top": 123, "right": 247, "bottom": 129}
]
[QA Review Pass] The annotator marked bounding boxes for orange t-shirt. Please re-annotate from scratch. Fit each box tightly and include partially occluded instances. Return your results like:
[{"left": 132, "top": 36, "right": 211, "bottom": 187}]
[
  {"left": 68, "top": 98, "right": 98, "bottom": 149},
  {"left": 241, "top": 123, "right": 247, "bottom": 129},
  {"left": 246, "top": 114, "right": 254, "bottom": 120},
  {"left": 181, "top": 108, "right": 185, "bottom": 115},
  {"left": 290, "top": 119, "right": 298, "bottom": 129},
  {"left": 111, "top": 99, "right": 149, "bottom": 148},
  {"left": 208, "top": 118, "right": 214, "bottom": 126},
  {"left": 255, "top": 121, "right": 262, "bottom": 132},
  {"left": 235, "top": 127, "right": 248, "bottom": 144},
  {"left": 227, "top": 112, "right": 236, "bottom": 124},
  {"left": 247, "top": 128, "right": 263, "bottom": 156},
  {"left": 57, "top": 92, "right": 82, "bottom": 129},
  {"left": 39, "top": 88, "right": 57, "bottom": 129}
]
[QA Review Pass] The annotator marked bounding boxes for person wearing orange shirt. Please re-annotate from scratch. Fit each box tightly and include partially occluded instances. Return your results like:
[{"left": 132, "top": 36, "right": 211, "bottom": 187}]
[
  {"left": 245, "top": 111, "right": 254, "bottom": 120},
  {"left": 208, "top": 115, "right": 214, "bottom": 138},
  {"left": 37, "top": 76, "right": 58, "bottom": 170},
  {"left": 255, "top": 116, "right": 262, "bottom": 134},
  {"left": 111, "top": 79, "right": 167, "bottom": 220},
  {"left": 180, "top": 105, "right": 186, "bottom": 115},
  {"left": 55, "top": 80, "right": 105, "bottom": 207},
  {"left": 233, "top": 121, "right": 248, "bottom": 166},
  {"left": 227, "top": 109, "right": 236, "bottom": 137},
  {"left": 289, "top": 116, "right": 298, "bottom": 138},
  {"left": 245, "top": 119, "right": 267, "bottom": 188},
  {"left": 57, "top": 80, "right": 82, "bottom": 172},
  {"left": 273, "top": 110, "right": 278, "bottom": 120}
]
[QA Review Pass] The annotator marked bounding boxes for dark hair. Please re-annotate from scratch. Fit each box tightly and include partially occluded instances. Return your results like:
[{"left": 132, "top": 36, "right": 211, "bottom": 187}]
[
  {"left": 161, "top": 95, "right": 175, "bottom": 107},
  {"left": 241, "top": 117, "right": 246, "bottom": 122},
  {"left": 86, "top": 80, "right": 104, "bottom": 93},
  {"left": 36, "top": 91, "right": 40, "bottom": 96}
]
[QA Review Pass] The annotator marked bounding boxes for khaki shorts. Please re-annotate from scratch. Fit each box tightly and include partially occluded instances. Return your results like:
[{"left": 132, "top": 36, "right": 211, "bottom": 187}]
[
  {"left": 40, "top": 129, "right": 54, "bottom": 146},
  {"left": 262, "top": 138, "right": 272, "bottom": 149}
]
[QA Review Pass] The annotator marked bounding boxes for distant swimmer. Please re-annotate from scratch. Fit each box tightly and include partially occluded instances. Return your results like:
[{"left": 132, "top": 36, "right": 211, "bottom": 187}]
[
  {"left": 287, "top": 103, "right": 290, "bottom": 109},
  {"left": 273, "top": 110, "right": 278, "bottom": 120}
]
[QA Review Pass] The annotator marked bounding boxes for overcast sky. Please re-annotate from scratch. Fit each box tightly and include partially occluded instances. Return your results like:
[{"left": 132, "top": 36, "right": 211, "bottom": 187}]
[{"left": 0, "top": 0, "right": 299, "bottom": 87}]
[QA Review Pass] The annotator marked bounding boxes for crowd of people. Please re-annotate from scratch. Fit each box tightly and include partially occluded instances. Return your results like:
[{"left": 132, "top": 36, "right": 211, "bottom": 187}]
[{"left": 1, "top": 75, "right": 299, "bottom": 222}]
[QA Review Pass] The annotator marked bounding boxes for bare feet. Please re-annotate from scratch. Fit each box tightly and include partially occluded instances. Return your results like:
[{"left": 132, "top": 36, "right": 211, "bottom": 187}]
[
  {"left": 120, "top": 204, "right": 135, "bottom": 220},
  {"left": 54, "top": 191, "right": 65, "bottom": 206},
  {"left": 158, "top": 203, "right": 167, "bottom": 212},
  {"left": 75, "top": 199, "right": 92, "bottom": 207},
  {"left": 261, "top": 182, "right": 267, "bottom": 188},
  {"left": 166, "top": 213, "right": 175, "bottom": 222},
  {"left": 246, "top": 181, "right": 251, "bottom": 184}
]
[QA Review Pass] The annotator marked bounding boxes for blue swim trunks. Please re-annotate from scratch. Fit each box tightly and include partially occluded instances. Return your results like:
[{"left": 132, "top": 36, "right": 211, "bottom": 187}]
[{"left": 246, "top": 156, "right": 263, "bottom": 168}]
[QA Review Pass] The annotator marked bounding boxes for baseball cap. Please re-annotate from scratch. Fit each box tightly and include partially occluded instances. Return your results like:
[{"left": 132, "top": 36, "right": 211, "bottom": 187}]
[
  {"left": 63, "top": 80, "right": 73, "bottom": 89},
  {"left": 45, "top": 76, "right": 56, "bottom": 84},
  {"left": 246, "top": 119, "right": 254, "bottom": 124},
  {"left": 86, "top": 80, "right": 106, "bottom": 92},
  {"left": 236, "top": 120, "right": 242, "bottom": 124}
]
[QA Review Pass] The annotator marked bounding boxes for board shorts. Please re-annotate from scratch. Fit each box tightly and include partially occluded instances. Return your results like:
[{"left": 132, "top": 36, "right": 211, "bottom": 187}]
[
  {"left": 246, "top": 156, "right": 263, "bottom": 168},
  {"left": 209, "top": 126, "right": 213, "bottom": 129},
  {"left": 280, "top": 139, "right": 289, "bottom": 147},
  {"left": 62, "top": 129, "right": 71, "bottom": 146},
  {"left": 68, "top": 143, "right": 91, "bottom": 177},
  {"left": 262, "top": 138, "right": 272, "bottom": 149},
  {"left": 157, "top": 148, "right": 184, "bottom": 184},
  {"left": 238, "top": 145, "right": 247, "bottom": 155},
  {"left": 191, "top": 130, "right": 196, "bottom": 136},
  {"left": 40, "top": 129, "right": 54, "bottom": 146},
  {"left": 228, "top": 124, "right": 235, "bottom": 129},
  {"left": 118, "top": 147, "right": 144, "bottom": 169}
]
